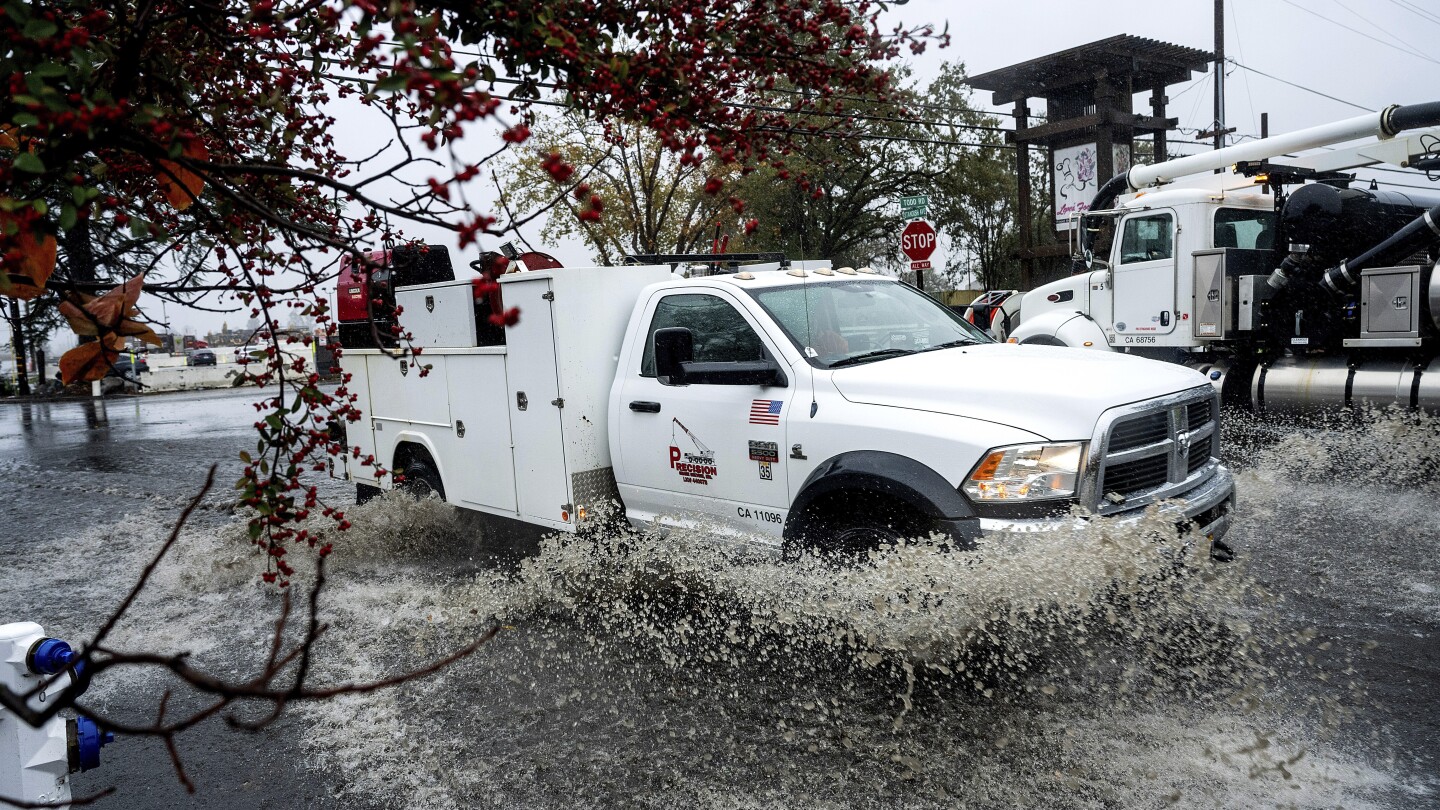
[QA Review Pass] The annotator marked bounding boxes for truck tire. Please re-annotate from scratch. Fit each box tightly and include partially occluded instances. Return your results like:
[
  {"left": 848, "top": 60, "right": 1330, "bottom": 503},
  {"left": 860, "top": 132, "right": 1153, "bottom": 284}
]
[
  {"left": 787, "top": 493, "right": 929, "bottom": 561},
  {"left": 356, "top": 483, "right": 382, "bottom": 504},
  {"left": 399, "top": 455, "right": 446, "bottom": 501}
]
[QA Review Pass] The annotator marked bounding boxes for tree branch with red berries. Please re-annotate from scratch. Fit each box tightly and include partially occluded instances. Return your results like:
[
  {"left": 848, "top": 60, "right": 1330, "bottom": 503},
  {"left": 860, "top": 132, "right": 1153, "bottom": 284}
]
[{"left": 0, "top": 0, "right": 941, "bottom": 790}]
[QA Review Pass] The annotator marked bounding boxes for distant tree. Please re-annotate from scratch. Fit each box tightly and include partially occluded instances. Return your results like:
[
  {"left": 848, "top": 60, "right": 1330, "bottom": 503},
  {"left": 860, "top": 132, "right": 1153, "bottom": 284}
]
[
  {"left": 730, "top": 68, "right": 945, "bottom": 268},
  {"left": 499, "top": 112, "right": 738, "bottom": 265},
  {"left": 919, "top": 64, "right": 1022, "bottom": 292},
  {"left": 735, "top": 132, "right": 926, "bottom": 267}
]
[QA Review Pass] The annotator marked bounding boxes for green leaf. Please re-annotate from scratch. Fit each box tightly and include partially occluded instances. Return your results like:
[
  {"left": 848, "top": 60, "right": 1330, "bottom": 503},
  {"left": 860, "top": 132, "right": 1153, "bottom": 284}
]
[
  {"left": 128, "top": 217, "right": 148, "bottom": 237},
  {"left": 59, "top": 203, "right": 75, "bottom": 231},
  {"left": 12, "top": 112, "right": 39, "bottom": 127},
  {"left": 12, "top": 152, "right": 45, "bottom": 173},
  {"left": 240, "top": 450, "right": 253, "bottom": 463},
  {"left": 248, "top": 522, "right": 263, "bottom": 540},
  {"left": 32, "top": 61, "right": 66, "bottom": 78},
  {"left": 22, "top": 19, "right": 58, "bottom": 39},
  {"left": 375, "top": 74, "right": 406, "bottom": 92}
]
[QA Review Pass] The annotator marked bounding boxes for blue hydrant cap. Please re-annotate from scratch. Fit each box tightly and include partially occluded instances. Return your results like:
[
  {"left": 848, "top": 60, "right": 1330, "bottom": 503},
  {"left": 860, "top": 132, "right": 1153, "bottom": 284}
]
[
  {"left": 74, "top": 716, "right": 113, "bottom": 772},
  {"left": 28, "top": 638, "right": 77, "bottom": 675}
]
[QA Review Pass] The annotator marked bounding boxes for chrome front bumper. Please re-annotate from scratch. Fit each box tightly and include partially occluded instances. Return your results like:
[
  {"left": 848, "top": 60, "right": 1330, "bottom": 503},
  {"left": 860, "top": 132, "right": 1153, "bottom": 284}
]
[{"left": 977, "top": 464, "right": 1236, "bottom": 556}]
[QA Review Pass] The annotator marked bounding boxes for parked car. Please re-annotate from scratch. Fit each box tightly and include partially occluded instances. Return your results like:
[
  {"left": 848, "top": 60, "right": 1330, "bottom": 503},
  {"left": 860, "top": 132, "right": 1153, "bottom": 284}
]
[
  {"left": 187, "top": 348, "right": 217, "bottom": 366},
  {"left": 110, "top": 354, "right": 149, "bottom": 378}
]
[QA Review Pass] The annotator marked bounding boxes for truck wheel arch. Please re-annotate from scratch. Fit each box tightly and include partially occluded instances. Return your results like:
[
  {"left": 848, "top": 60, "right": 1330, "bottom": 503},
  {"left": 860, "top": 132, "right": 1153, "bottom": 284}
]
[
  {"left": 1020, "top": 334, "right": 1066, "bottom": 346},
  {"left": 391, "top": 434, "right": 446, "bottom": 498},
  {"left": 1009, "top": 310, "right": 1111, "bottom": 350},
  {"left": 785, "top": 451, "right": 980, "bottom": 549}
]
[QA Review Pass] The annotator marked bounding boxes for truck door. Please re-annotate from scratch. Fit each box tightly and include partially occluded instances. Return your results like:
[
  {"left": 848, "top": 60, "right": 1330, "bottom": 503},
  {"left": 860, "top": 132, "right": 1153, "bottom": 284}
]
[
  {"left": 1111, "top": 209, "right": 1179, "bottom": 340},
  {"left": 616, "top": 290, "right": 792, "bottom": 537}
]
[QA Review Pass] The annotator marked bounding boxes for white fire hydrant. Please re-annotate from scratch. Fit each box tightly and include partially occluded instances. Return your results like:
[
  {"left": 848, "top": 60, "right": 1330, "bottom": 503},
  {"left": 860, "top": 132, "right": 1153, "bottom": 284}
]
[{"left": 1, "top": 622, "right": 113, "bottom": 808}]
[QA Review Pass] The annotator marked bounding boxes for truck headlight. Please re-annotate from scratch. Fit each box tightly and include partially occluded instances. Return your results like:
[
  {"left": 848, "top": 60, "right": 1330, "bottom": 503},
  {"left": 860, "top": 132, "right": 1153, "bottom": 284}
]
[{"left": 963, "top": 442, "right": 1085, "bottom": 502}]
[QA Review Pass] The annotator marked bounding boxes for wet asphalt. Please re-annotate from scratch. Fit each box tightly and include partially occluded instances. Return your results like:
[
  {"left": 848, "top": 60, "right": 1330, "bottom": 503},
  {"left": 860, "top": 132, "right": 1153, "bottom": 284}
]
[
  {"left": 0, "top": 391, "right": 355, "bottom": 808},
  {"left": 0, "top": 387, "right": 1437, "bottom": 808}
]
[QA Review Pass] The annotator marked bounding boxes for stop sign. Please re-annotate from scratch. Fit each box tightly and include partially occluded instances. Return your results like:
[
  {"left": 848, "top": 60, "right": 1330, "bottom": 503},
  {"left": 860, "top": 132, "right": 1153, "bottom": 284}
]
[{"left": 900, "top": 220, "right": 937, "bottom": 262}]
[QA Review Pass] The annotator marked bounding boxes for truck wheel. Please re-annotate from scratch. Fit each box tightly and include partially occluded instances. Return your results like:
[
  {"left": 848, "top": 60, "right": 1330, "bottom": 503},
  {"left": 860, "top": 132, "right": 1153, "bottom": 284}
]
[
  {"left": 399, "top": 457, "right": 446, "bottom": 501},
  {"left": 356, "top": 483, "right": 382, "bottom": 504},
  {"left": 787, "top": 494, "right": 928, "bottom": 561}
]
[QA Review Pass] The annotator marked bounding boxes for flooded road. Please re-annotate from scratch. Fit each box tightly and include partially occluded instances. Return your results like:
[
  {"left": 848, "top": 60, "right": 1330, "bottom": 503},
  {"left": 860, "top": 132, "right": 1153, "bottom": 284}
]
[{"left": 1, "top": 388, "right": 1436, "bottom": 808}]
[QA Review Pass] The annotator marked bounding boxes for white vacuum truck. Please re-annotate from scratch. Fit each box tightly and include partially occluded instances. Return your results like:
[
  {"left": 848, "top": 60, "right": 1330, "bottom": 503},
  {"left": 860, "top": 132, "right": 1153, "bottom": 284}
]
[
  {"left": 330, "top": 254, "right": 1235, "bottom": 559},
  {"left": 1005, "top": 102, "right": 1440, "bottom": 413}
]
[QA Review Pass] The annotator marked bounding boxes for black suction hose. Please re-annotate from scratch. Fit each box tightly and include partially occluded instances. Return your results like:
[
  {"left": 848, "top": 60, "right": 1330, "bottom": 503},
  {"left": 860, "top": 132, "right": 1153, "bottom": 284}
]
[
  {"left": 1381, "top": 101, "right": 1440, "bottom": 136},
  {"left": 1320, "top": 203, "right": 1440, "bottom": 294},
  {"left": 1075, "top": 172, "right": 1133, "bottom": 267}
]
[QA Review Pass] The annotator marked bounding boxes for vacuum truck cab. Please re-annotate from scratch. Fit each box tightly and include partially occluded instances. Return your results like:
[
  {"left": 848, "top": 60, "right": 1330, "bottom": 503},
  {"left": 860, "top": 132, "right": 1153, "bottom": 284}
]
[
  {"left": 1007, "top": 102, "right": 1440, "bottom": 413},
  {"left": 1008, "top": 184, "right": 1278, "bottom": 356},
  {"left": 331, "top": 256, "right": 1235, "bottom": 558}
]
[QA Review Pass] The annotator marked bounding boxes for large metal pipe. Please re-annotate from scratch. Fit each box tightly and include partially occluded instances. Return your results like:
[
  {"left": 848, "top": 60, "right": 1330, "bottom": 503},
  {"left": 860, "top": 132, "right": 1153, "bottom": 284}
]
[
  {"left": 1252, "top": 356, "right": 1440, "bottom": 414},
  {"left": 1126, "top": 102, "right": 1440, "bottom": 190}
]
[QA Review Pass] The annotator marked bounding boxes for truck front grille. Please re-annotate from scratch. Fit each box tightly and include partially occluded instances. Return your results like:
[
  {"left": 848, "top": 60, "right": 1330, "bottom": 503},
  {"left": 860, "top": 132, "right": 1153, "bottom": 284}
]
[
  {"left": 1109, "top": 411, "right": 1168, "bottom": 451},
  {"left": 1095, "top": 390, "right": 1219, "bottom": 512}
]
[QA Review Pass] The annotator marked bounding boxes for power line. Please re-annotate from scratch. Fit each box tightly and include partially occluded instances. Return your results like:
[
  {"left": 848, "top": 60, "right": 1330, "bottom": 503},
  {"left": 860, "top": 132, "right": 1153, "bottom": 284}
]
[
  {"left": 1368, "top": 178, "right": 1440, "bottom": 193},
  {"left": 318, "top": 68, "right": 1015, "bottom": 152},
  {"left": 1331, "top": 0, "right": 1430, "bottom": 58},
  {"left": 1229, "top": 1, "right": 1259, "bottom": 137},
  {"left": 1387, "top": 0, "right": 1440, "bottom": 29},
  {"left": 372, "top": 36, "right": 1009, "bottom": 129},
  {"left": 1227, "top": 59, "right": 1375, "bottom": 112},
  {"left": 753, "top": 125, "right": 1018, "bottom": 152},
  {"left": 1276, "top": 0, "right": 1440, "bottom": 67}
]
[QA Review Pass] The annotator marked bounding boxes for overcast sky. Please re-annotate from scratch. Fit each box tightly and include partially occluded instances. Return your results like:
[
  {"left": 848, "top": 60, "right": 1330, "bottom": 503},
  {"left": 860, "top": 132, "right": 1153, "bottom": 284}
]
[
  {"left": 905, "top": 0, "right": 1434, "bottom": 139},
  {"left": 15, "top": 0, "right": 1440, "bottom": 350}
]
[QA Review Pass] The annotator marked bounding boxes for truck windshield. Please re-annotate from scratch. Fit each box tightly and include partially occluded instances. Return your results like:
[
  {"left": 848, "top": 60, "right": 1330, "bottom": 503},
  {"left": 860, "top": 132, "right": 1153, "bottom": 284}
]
[{"left": 747, "top": 279, "right": 991, "bottom": 369}]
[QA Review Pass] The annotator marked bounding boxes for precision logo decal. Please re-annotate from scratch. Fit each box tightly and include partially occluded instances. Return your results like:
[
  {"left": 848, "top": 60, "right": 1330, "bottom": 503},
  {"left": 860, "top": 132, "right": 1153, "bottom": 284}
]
[{"left": 670, "top": 417, "right": 717, "bottom": 485}]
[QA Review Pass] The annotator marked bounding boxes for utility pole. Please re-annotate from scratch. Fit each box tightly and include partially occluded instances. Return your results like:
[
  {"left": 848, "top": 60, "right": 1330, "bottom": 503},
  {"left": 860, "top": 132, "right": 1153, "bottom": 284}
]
[
  {"left": 7, "top": 300, "right": 30, "bottom": 397},
  {"left": 1198, "top": 0, "right": 1235, "bottom": 155},
  {"left": 1214, "top": 0, "right": 1225, "bottom": 151}
]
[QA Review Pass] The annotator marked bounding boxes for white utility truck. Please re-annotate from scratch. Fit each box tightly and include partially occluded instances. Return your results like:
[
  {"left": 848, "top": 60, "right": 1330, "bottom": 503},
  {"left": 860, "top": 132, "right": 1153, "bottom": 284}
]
[
  {"left": 331, "top": 257, "right": 1235, "bottom": 558},
  {"left": 1006, "top": 102, "right": 1440, "bottom": 414}
]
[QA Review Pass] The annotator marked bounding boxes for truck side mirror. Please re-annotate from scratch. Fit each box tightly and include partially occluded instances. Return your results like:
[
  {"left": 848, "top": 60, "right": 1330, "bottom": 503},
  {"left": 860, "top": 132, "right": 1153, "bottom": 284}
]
[{"left": 653, "top": 327, "right": 693, "bottom": 384}]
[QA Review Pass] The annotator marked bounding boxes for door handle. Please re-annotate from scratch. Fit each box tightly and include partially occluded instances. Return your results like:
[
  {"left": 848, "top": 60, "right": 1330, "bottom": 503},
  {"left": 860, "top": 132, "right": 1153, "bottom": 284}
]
[{"left": 629, "top": 401, "right": 661, "bottom": 413}]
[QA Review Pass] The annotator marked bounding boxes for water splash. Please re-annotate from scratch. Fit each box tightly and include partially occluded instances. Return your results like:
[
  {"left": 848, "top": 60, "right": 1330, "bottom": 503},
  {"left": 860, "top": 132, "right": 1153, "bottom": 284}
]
[{"left": 9, "top": 407, "right": 1436, "bottom": 808}]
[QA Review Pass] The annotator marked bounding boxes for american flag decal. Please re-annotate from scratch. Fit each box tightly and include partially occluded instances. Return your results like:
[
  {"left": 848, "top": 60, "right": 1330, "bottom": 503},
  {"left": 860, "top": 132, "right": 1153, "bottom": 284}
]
[{"left": 749, "top": 399, "right": 782, "bottom": 425}]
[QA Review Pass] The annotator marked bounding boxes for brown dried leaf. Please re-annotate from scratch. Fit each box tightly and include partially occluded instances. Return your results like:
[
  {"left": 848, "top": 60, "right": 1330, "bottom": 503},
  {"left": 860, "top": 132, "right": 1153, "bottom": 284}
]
[
  {"left": 157, "top": 142, "right": 208, "bottom": 211},
  {"left": 60, "top": 335, "right": 125, "bottom": 384},
  {"left": 83, "top": 272, "right": 147, "bottom": 329},
  {"left": 0, "top": 211, "right": 56, "bottom": 300},
  {"left": 58, "top": 296, "right": 100, "bottom": 336}
]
